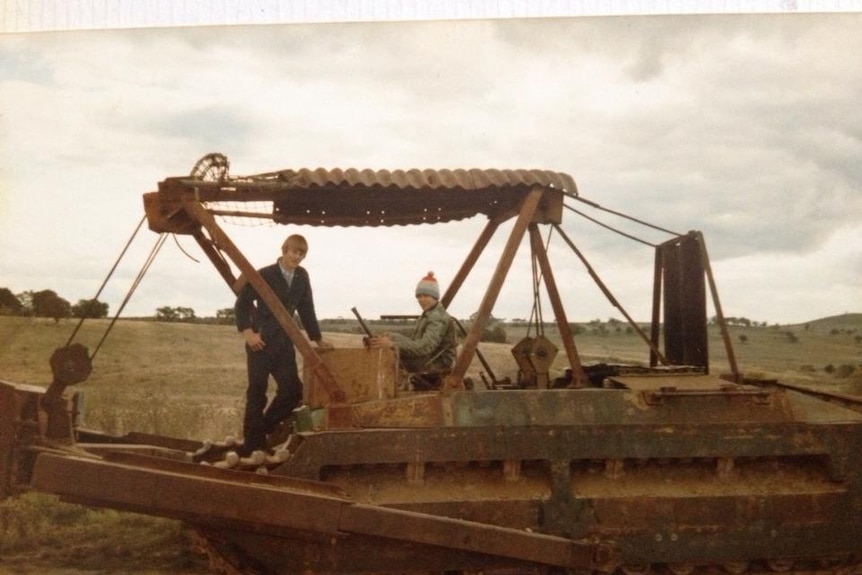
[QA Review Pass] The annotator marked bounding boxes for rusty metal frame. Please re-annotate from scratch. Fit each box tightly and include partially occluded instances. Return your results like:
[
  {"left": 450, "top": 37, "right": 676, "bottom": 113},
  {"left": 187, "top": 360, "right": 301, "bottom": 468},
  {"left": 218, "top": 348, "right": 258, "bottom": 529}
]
[
  {"left": 145, "top": 167, "right": 574, "bottom": 396},
  {"left": 445, "top": 186, "right": 545, "bottom": 387}
]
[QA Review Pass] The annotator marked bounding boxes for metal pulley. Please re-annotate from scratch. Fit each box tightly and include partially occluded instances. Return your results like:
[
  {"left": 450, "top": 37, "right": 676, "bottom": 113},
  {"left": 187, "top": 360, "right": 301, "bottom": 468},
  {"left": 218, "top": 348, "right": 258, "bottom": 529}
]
[
  {"left": 510, "top": 335, "right": 558, "bottom": 389},
  {"left": 49, "top": 343, "right": 92, "bottom": 386},
  {"left": 510, "top": 336, "right": 536, "bottom": 377},
  {"left": 39, "top": 343, "right": 93, "bottom": 441}
]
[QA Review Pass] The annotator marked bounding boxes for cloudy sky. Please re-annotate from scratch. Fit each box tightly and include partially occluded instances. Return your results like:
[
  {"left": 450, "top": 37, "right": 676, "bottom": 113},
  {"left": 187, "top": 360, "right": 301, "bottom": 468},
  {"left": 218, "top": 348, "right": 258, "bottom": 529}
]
[{"left": 1, "top": 11, "right": 860, "bottom": 327}]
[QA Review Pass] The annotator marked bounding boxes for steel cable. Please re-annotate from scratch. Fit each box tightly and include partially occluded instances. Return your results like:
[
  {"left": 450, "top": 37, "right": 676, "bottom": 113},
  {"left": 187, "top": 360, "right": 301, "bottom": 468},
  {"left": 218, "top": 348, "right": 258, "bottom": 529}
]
[{"left": 90, "top": 231, "right": 168, "bottom": 360}]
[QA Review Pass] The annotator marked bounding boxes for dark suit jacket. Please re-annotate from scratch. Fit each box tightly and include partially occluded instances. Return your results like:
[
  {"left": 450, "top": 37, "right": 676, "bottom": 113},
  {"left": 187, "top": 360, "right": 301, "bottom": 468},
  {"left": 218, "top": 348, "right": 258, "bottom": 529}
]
[{"left": 234, "top": 262, "right": 322, "bottom": 347}]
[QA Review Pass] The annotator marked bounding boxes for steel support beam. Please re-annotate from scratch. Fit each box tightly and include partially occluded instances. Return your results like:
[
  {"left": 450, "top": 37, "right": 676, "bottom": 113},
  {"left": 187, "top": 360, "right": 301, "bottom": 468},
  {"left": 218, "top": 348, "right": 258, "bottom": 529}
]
[
  {"left": 447, "top": 187, "right": 544, "bottom": 387},
  {"left": 528, "top": 224, "right": 585, "bottom": 386}
]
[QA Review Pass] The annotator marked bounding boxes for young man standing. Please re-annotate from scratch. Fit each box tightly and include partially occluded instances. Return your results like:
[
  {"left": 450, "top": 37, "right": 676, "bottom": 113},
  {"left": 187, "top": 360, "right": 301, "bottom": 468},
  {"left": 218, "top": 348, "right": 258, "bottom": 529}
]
[{"left": 235, "top": 234, "right": 332, "bottom": 455}]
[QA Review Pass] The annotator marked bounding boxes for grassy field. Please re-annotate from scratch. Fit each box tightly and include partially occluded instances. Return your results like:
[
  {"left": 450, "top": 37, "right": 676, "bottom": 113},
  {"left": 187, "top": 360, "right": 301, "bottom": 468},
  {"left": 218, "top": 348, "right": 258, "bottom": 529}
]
[{"left": 0, "top": 313, "right": 860, "bottom": 573}]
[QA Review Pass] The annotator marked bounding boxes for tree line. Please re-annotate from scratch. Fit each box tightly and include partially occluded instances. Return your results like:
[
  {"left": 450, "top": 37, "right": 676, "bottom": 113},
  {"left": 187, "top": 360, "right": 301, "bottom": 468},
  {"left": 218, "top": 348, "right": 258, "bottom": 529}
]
[
  {"left": 0, "top": 287, "right": 225, "bottom": 324},
  {"left": 0, "top": 288, "right": 108, "bottom": 322}
]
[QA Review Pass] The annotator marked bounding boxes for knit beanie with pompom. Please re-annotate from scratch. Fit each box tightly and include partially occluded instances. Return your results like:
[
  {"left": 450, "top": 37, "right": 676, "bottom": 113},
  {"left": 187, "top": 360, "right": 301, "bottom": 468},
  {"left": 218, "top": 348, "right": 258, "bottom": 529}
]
[{"left": 415, "top": 271, "right": 440, "bottom": 300}]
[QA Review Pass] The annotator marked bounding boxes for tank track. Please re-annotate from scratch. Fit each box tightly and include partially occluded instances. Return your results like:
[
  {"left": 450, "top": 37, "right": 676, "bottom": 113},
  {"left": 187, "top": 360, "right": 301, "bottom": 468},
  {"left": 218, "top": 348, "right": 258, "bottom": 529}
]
[
  {"left": 615, "top": 557, "right": 862, "bottom": 575},
  {"left": 188, "top": 436, "right": 862, "bottom": 575},
  {"left": 191, "top": 528, "right": 266, "bottom": 575},
  {"left": 192, "top": 524, "right": 862, "bottom": 575}
]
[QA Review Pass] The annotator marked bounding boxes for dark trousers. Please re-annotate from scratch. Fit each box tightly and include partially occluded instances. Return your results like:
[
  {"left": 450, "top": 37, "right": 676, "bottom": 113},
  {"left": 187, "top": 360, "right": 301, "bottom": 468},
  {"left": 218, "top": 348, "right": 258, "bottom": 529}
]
[{"left": 242, "top": 341, "right": 302, "bottom": 453}]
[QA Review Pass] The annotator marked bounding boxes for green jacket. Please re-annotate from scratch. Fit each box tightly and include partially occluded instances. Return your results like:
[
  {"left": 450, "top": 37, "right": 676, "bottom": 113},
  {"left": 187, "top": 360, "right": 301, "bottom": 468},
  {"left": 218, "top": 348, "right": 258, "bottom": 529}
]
[{"left": 390, "top": 303, "right": 456, "bottom": 373}]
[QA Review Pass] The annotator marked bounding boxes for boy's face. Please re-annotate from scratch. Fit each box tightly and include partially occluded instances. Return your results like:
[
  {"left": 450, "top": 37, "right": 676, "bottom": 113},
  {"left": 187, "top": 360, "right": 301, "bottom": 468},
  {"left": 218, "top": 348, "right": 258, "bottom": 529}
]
[
  {"left": 416, "top": 293, "right": 437, "bottom": 312},
  {"left": 280, "top": 246, "right": 306, "bottom": 271}
]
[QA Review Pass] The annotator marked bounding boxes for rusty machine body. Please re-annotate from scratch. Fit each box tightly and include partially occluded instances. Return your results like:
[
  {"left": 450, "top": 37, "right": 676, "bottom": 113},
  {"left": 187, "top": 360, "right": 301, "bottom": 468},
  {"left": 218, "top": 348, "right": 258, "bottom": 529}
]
[{"left": 2, "top": 154, "right": 862, "bottom": 575}]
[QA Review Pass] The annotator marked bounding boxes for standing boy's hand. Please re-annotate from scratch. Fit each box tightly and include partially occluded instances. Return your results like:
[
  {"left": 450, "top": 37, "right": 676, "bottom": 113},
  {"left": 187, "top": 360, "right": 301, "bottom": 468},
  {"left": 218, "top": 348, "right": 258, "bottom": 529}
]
[{"left": 244, "top": 329, "right": 265, "bottom": 351}]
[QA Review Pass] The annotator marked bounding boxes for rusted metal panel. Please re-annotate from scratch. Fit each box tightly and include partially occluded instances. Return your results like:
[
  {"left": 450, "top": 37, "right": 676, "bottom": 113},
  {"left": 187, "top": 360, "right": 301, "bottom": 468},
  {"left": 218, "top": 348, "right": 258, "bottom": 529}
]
[
  {"left": 101, "top": 451, "right": 348, "bottom": 497},
  {"left": 303, "top": 348, "right": 398, "bottom": 408},
  {"left": 271, "top": 184, "right": 541, "bottom": 226},
  {"left": 762, "top": 379, "right": 862, "bottom": 414},
  {"left": 590, "top": 493, "right": 861, "bottom": 563},
  {"left": 659, "top": 233, "right": 709, "bottom": 369},
  {"left": 0, "top": 382, "right": 19, "bottom": 499},
  {"left": 445, "top": 387, "right": 798, "bottom": 427},
  {"left": 349, "top": 393, "right": 445, "bottom": 428},
  {"left": 279, "top": 417, "right": 857, "bottom": 483},
  {"left": 388, "top": 499, "right": 542, "bottom": 530},
  {"left": 588, "top": 489, "right": 847, "bottom": 528},
  {"left": 609, "top": 374, "right": 743, "bottom": 392},
  {"left": 0, "top": 380, "right": 44, "bottom": 499},
  {"left": 206, "top": 530, "right": 539, "bottom": 574},
  {"left": 340, "top": 502, "right": 604, "bottom": 570},
  {"left": 74, "top": 443, "right": 189, "bottom": 459},
  {"left": 30, "top": 453, "right": 350, "bottom": 532},
  {"left": 208, "top": 526, "right": 546, "bottom": 574},
  {"left": 122, "top": 431, "right": 204, "bottom": 452}
]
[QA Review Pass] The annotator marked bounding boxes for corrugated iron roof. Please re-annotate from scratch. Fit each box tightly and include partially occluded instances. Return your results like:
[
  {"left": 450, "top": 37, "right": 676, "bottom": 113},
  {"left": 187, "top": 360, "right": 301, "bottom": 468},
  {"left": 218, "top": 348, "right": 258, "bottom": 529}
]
[{"left": 261, "top": 167, "right": 577, "bottom": 196}]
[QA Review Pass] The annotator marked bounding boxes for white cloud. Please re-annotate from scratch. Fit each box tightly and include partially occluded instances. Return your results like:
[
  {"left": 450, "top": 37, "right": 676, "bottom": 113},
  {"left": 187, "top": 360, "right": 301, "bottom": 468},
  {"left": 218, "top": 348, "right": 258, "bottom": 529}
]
[{"left": 1, "top": 13, "right": 860, "bottom": 325}]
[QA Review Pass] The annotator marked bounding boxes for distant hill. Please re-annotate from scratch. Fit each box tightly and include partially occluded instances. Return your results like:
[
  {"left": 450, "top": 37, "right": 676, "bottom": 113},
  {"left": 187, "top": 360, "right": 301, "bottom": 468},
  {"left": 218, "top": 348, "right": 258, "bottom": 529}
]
[{"left": 789, "top": 312, "right": 862, "bottom": 332}]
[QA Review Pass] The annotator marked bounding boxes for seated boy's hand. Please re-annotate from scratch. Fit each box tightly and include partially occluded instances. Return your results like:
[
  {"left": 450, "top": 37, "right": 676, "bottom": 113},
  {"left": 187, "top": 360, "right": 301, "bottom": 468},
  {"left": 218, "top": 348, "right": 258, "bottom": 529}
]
[
  {"left": 367, "top": 335, "right": 393, "bottom": 349},
  {"left": 316, "top": 339, "right": 334, "bottom": 351}
]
